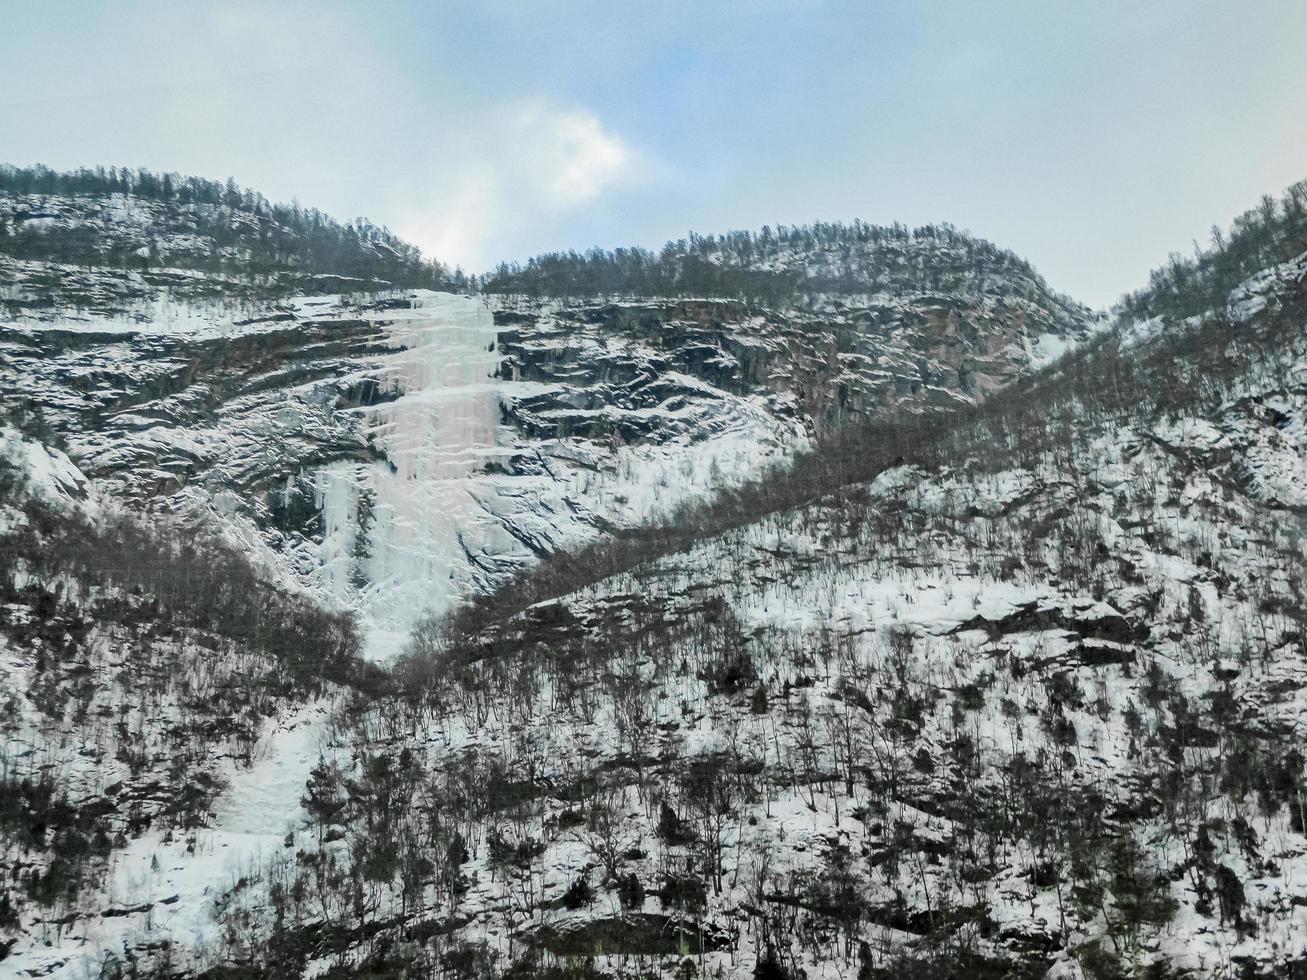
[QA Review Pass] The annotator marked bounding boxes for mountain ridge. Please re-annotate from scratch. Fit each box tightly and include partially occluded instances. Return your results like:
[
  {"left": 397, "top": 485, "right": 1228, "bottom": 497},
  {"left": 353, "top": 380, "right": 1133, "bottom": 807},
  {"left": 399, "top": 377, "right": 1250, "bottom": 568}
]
[
  {"left": 1, "top": 165, "right": 1097, "bottom": 659},
  {"left": 2, "top": 164, "right": 1306, "bottom": 979}
]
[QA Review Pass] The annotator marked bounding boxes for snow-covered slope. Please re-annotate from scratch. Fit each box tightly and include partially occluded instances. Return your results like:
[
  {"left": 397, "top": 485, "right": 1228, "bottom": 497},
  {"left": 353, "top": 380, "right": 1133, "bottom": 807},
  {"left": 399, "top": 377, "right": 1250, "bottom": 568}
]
[
  {"left": 183, "top": 234, "right": 1305, "bottom": 979},
  {"left": 0, "top": 426, "right": 362, "bottom": 978},
  {"left": 27, "top": 170, "right": 1305, "bottom": 979},
  {"left": 0, "top": 170, "right": 454, "bottom": 292}
]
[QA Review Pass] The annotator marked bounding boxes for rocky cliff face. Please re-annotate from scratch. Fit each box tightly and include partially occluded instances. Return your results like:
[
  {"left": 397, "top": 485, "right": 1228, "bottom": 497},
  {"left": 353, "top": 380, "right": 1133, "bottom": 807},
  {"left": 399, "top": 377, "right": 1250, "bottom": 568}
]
[{"left": 1, "top": 188, "right": 1095, "bottom": 659}]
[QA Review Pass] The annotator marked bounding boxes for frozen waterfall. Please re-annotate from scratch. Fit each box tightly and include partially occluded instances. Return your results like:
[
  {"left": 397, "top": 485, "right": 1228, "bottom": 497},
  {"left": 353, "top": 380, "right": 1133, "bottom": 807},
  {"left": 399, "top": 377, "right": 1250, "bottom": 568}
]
[{"left": 314, "top": 291, "right": 511, "bottom": 661}]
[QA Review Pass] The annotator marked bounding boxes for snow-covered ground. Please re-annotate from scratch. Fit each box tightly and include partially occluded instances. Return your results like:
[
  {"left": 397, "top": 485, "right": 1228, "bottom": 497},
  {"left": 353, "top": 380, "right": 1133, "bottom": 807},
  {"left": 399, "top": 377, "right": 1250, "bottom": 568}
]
[
  {"left": 144, "top": 247, "right": 1307, "bottom": 977},
  {"left": 18, "top": 704, "right": 337, "bottom": 980}
]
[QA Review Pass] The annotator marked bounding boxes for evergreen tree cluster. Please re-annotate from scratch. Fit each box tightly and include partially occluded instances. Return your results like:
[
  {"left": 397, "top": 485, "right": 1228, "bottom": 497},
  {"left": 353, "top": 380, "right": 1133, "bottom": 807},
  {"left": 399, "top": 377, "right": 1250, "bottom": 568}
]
[
  {"left": 485, "top": 219, "right": 1074, "bottom": 310},
  {"left": 1121, "top": 178, "right": 1307, "bottom": 321},
  {"left": 0, "top": 164, "right": 465, "bottom": 290}
]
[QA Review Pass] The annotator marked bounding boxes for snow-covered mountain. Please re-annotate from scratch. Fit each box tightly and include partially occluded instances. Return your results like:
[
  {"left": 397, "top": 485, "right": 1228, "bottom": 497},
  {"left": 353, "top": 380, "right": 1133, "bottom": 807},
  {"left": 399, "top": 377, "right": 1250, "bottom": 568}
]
[
  {"left": 244, "top": 226, "right": 1304, "bottom": 980},
  {"left": 3, "top": 168, "right": 1305, "bottom": 980},
  {"left": 0, "top": 180, "right": 1095, "bottom": 659}
]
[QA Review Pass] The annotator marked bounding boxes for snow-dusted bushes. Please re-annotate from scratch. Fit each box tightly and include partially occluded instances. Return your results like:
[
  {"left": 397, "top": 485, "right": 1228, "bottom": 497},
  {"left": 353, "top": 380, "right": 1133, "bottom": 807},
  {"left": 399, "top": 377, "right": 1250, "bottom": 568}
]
[{"left": 0, "top": 451, "right": 364, "bottom": 947}]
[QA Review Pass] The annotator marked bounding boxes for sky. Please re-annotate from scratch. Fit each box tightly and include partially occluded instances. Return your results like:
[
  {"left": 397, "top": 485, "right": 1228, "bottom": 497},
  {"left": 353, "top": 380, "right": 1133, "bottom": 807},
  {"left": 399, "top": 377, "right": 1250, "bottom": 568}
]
[{"left": 2, "top": 1, "right": 1305, "bottom": 307}]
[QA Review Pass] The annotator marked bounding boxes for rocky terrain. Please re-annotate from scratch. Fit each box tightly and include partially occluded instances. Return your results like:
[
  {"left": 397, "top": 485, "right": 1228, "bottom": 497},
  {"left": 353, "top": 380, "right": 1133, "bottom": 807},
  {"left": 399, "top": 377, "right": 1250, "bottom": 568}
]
[
  {"left": 0, "top": 183, "right": 1094, "bottom": 657},
  {"left": 1, "top": 169, "right": 1305, "bottom": 979}
]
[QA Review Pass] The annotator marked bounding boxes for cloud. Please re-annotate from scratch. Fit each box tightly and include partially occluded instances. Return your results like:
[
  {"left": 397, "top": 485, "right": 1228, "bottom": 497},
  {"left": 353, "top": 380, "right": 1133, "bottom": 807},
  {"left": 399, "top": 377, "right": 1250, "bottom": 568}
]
[
  {"left": 395, "top": 101, "right": 643, "bottom": 272},
  {"left": 1, "top": 2, "right": 646, "bottom": 277},
  {"left": 517, "top": 102, "right": 634, "bottom": 207},
  {"left": 415, "top": 176, "right": 498, "bottom": 272}
]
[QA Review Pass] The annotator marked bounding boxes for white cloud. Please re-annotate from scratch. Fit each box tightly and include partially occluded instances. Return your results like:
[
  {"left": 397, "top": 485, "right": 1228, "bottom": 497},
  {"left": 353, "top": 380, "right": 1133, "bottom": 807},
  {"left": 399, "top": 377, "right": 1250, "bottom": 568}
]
[
  {"left": 396, "top": 101, "right": 642, "bottom": 272},
  {"left": 1, "top": 1, "right": 645, "bottom": 277},
  {"left": 517, "top": 102, "right": 634, "bottom": 207},
  {"left": 415, "top": 176, "right": 498, "bottom": 271}
]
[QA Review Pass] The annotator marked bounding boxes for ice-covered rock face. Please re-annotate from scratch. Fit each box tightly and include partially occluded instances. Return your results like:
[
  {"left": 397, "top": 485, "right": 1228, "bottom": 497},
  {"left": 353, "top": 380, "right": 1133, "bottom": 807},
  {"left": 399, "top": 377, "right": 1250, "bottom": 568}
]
[
  {"left": 0, "top": 193, "right": 1099, "bottom": 660},
  {"left": 0, "top": 284, "right": 811, "bottom": 659},
  {"left": 310, "top": 293, "right": 514, "bottom": 657},
  {"left": 2, "top": 304, "right": 1096, "bottom": 663}
]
